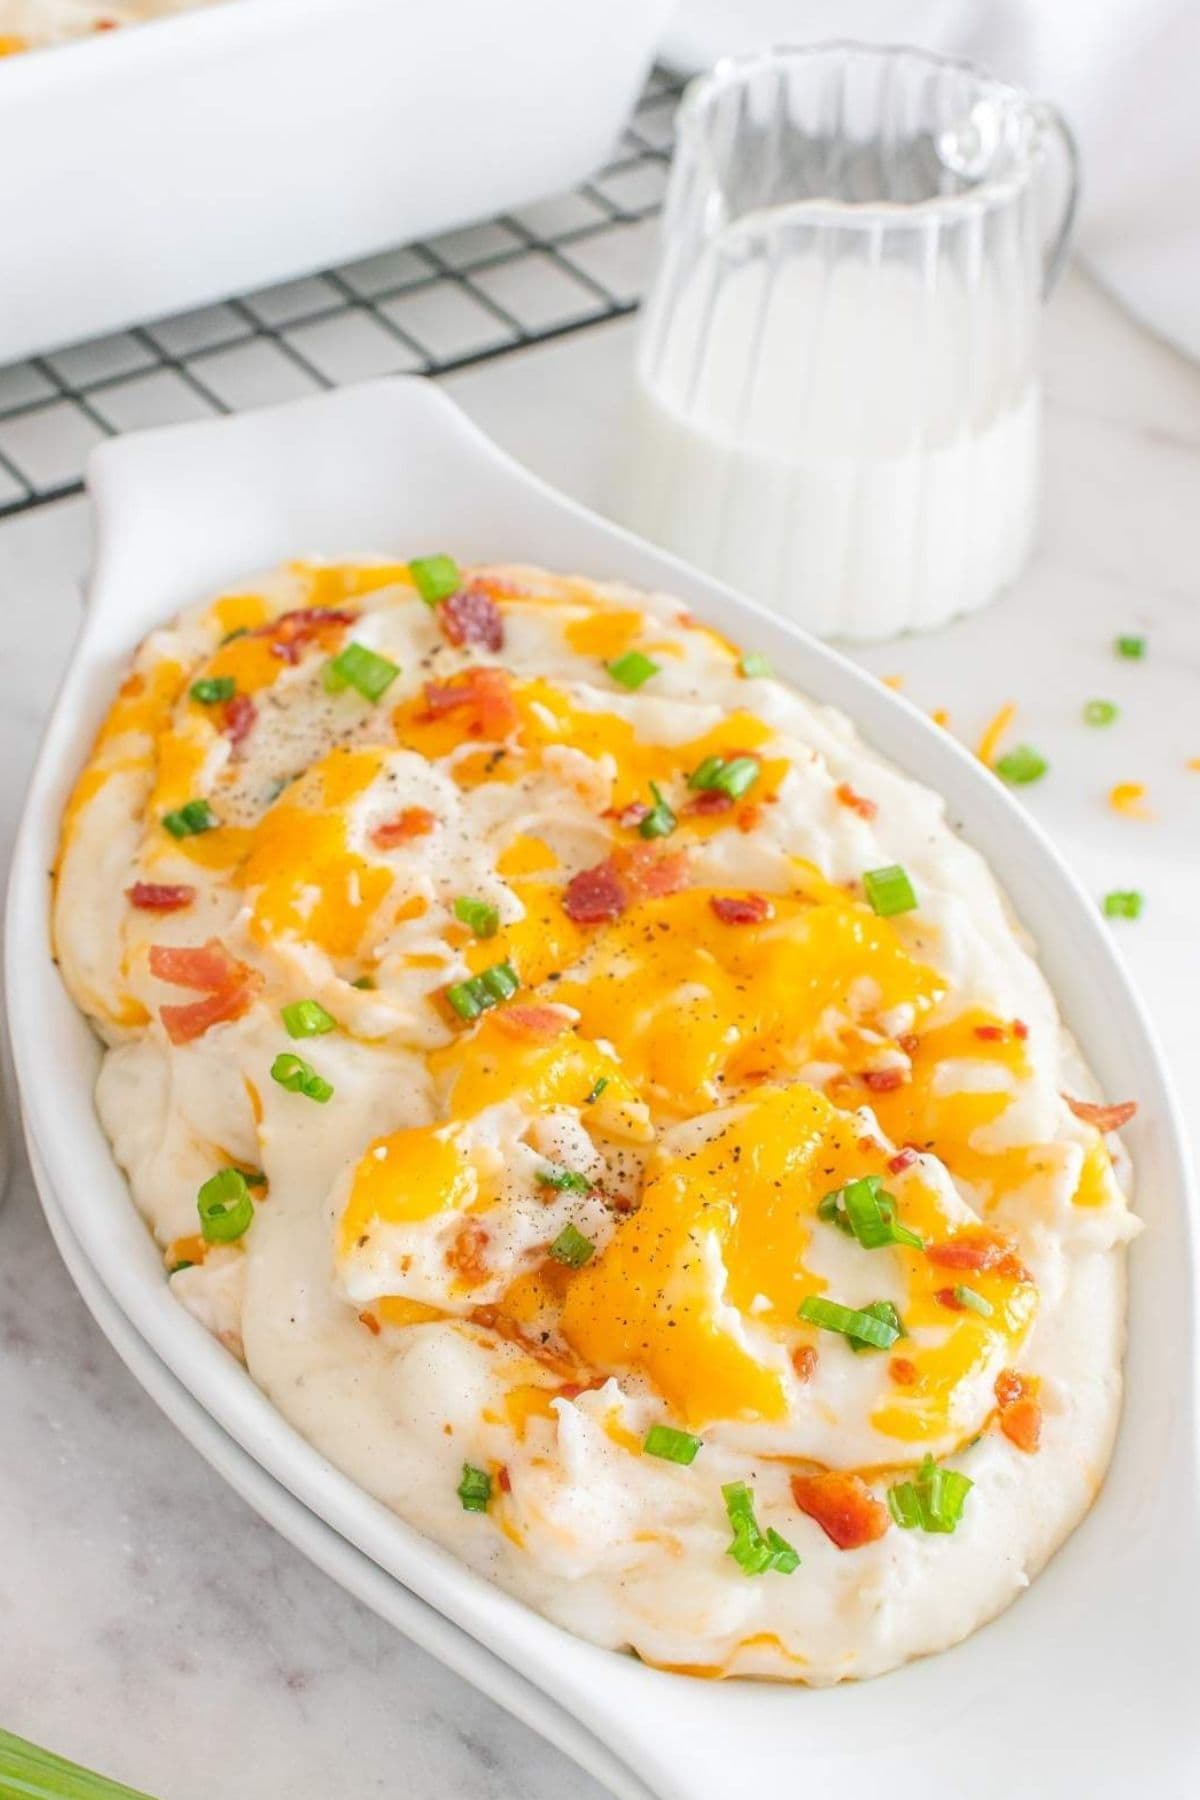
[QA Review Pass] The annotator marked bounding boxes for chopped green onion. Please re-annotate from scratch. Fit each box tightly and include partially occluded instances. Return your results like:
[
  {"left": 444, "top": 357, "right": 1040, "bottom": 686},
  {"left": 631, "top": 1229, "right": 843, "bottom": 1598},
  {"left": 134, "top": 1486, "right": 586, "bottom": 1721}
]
[
  {"left": 738, "top": 652, "right": 772, "bottom": 679},
  {"left": 887, "top": 1454, "right": 973, "bottom": 1534},
  {"left": 1115, "top": 634, "right": 1146, "bottom": 660},
  {"left": 994, "top": 744, "right": 1048, "bottom": 785},
  {"left": 322, "top": 641, "right": 400, "bottom": 702},
  {"left": 0, "top": 1726, "right": 157, "bottom": 1800},
  {"left": 643, "top": 1424, "right": 702, "bottom": 1465},
  {"left": 722, "top": 1481, "right": 800, "bottom": 1576},
  {"left": 846, "top": 1300, "right": 905, "bottom": 1353},
  {"left": 444, "top": 959, "right": 519, "bottom": 1022},
  {"left": 409, "top": 554, "right": 461, "bottom": 606},
  {"left": 270, "top": 1052, "right": 334, "bottom": 1103},
  {"left": 457, "top": 1463, "right": 492, "bottom": 1513},
  {"left": 607, "top": 649, "right": 661, "bottom": 690},
  {"left": 1083, "top": 698, "right": 1118, "bottom": 727},
  {"left": 549, "top": 1223, "right": 596, "bottom": 1268},
  {"left": 281, "top": 998, "right": 337, "bottom": 1038},
  {"left": 954, "top": 1284, "right": 993, "bottom": 1317},
  {"left": 454, "top": 895, "right": 500, "bottom": 939},
  {"left": 351, "top": 975, "right": 376, "bottom": 990},
  {"left": 862, "top": 864, "right": 917, "bottom": 918},
  {"left": 243, "top": 1169, "right": 268, "bottom": 1188},
  {"left": 197, "top": 1168, "right": 254, "bottom": 1243},
  {"left": 220, "top": 626, "right": 249, "bottom": 645},
  {"left": 639, "top": 781, "right": 677, "bottom": 840},
  {"left": 168, "top": 1260, "right": 195, "bottom": 1275},
  {"left": 537, "top": 1164, "right": 592, "bottom": 1195},
  {"left": 834, "top": 1175, "right": 924, "bottom": 1251},
  {"left": 1103, "top": 889, "right": 1144, "bottom": 920},
  {"left": 583, "top": 1076, "right": 609, "bottom": 1106},
  {"left": 688, "top": 754, "right": 760, "bottom": 800},
  {"left": 798, "top": 1294, "right": 902, "bottom": 1350},
  {"left": 190, "top": 675, "right": 236, "bottom": 704},
  {"left": 162, "top": 798, "right": 219, "bottom": 838}
]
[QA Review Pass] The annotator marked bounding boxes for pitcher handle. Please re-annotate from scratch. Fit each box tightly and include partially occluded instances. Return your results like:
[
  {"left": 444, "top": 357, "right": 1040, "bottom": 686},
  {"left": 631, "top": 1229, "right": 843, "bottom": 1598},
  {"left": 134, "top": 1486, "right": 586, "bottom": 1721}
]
[{"left": 1037, "top": 101, "right": 1081, "bottom": 298}]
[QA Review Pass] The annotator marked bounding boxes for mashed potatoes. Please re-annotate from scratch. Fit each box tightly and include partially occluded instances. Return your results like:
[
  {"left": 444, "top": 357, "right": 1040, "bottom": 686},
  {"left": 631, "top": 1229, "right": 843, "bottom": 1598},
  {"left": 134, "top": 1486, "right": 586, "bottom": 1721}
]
[{"left": 53, "top": 557, "right": 1139, "bottom": 1681}]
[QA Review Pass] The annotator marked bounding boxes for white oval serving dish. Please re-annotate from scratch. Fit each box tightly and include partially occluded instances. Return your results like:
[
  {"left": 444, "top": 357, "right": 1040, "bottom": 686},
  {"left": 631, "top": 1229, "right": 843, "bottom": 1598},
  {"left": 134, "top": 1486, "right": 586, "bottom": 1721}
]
[
  {"left": 7, "top": 377, "right": 1199, "bottom": 1798},
  {"left": 0, "top": 0, "right": 671, "bottom": 363}
]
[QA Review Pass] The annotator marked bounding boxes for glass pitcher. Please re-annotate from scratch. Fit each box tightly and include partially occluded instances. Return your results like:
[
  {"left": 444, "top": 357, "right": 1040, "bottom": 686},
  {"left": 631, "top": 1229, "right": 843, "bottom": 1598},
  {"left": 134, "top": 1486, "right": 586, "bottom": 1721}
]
[{"left": 621, "top": 43, "right": 1079, "bottom": 641}]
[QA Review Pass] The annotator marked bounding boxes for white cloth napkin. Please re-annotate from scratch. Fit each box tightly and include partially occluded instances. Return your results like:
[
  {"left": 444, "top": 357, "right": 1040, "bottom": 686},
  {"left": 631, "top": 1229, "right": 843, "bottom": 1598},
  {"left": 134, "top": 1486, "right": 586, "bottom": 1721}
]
[{"left": 662, "top": 0, "right": 1200, "bottom": 361}]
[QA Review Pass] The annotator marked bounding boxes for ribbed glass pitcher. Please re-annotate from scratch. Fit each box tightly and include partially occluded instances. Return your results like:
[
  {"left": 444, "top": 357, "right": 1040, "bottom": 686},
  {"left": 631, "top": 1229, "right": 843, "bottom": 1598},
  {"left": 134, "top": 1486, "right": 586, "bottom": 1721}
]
[{"left": 622, "top": 43, "right": 1078, "bottom": 641}]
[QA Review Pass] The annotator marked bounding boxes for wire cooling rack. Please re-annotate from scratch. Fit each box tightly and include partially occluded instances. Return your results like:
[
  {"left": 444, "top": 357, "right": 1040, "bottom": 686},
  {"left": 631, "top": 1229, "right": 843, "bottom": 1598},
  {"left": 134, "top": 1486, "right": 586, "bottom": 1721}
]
[{"left": 0, "top": 69, "right": 683, "bottom": 522}]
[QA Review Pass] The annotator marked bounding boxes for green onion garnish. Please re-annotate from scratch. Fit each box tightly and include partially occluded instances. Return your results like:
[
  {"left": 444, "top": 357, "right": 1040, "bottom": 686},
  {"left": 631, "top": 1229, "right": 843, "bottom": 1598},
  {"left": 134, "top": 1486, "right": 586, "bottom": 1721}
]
[
  {"left": 162, "top": 798, "right": 219, "bottom": 838},
  {"left": 643, "top": 1424, "right": 702, "bottom": 1465},
  {"left": 584, "top": 1076, "right": 609, "bottom": 1106},
  {"left": 457, "top": 1463, "right": 492, "bottom": 1513},
  {"left": 197, "top": 1168, "right": 254, "bottom": 1243},
  {"left": 1083, "top": 698, "right": 1118, "bottom": 727},
  {"left": 994, "top": 745, "right": 1048, "bottom": 785},
  {"left": 1103, "top": 889, "right": 1144, "bottom": 920},
  {"left": 270, "top": 1052, "right": 334, "bottom": 1103},
  {"left": 639, "top": 781, "right": 677, "bottom": 840},
  {"left": 722, "top": 1481, "right": 800, "bottom": 1576},
  {"left": 168, "top": 1260, "right": 195, "bottom": 1275},
  {"left": 454, "top": 895, "right": 500, "bottom": 939},
  {"left": 410, "top": 554, "right": 461, "bottom": 606},
  {"left": 798, "top": 1294, "right": 902, "bottom": 1350},
  {"left": 190, "top": 675, "right": 236, "bottom": 704},
  {"left": 351, "top": 975, "right": 376, "bottom": 989},
  {"left": 607, "top": 650, "right": 661, "bottom": 690},
  {"left": 887, "top": 1454, "right": 973, "bottom": 1534},
  {"left": 687, "top": 754, "right": 760, "bottom": 800},
  {"left": 537, "top": 1164, "right": 592, "bottom": 1195},
  {"left": 822, "top": 1175, "right": 924, "bottom": 1251},
  {"left": 444, "top": 960, "right": 519, "bottom": 1021},
  {"left": 862, "top": 864, "right": 917, "bottom": 917},
  {"left": 220, "top": 626, "right": 249, "bottom": 645},
  {"left": 322, "top": 642, "right": 400, "bottom": 702},
  {"left": 738, "top": 652, "right": 772, "bottom": 678},
  {"left": 954, "top": 1284, "right": 993, "bottom": 1317},
  {"left": 281, "top": 998, "right": 337, "bottom": 1038},
  {"left": 1115, "top": 634, "right": 1146, "bottom": 660},
  {"left": 549, "top": 1223, "right": 596, "bottom": 1268}
]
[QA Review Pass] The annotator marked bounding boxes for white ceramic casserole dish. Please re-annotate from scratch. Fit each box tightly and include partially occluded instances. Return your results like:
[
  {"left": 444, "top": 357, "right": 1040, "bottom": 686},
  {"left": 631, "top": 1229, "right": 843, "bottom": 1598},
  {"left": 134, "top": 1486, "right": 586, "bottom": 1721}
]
[
  {"left": 7, "top": 377, "right": 1199, "bottom": 1798},
  {"left": 0, "top": 0, "right": 672, "bottom": 364}
]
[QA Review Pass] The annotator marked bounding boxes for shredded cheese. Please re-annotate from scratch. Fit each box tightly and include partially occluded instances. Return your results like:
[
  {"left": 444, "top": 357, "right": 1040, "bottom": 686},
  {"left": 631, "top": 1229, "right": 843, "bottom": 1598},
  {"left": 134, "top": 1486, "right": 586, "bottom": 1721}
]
[
  {"left": 977, "top": 703, "right": 1017, "bottom": 769},
  {"left": 1108, "top": 782, "right": 1151, "bottom": 819}
]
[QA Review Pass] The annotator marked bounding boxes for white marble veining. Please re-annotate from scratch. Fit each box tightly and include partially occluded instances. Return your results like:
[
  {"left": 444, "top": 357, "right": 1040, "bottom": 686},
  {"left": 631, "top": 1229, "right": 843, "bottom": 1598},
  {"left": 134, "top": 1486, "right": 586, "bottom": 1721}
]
[{"left": 0, "top": 264, "right": 1197, "bottom": 1798}]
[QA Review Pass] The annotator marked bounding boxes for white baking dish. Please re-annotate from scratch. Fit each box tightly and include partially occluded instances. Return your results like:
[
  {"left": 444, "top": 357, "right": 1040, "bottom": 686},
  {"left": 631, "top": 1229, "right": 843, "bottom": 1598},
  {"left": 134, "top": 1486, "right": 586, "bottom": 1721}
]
[
  {"left": 8, "top": 377, "right": 1200, "bottom": 1797},
  {"left": 0, "top": 0, "right": 672, "bottom": 364}
]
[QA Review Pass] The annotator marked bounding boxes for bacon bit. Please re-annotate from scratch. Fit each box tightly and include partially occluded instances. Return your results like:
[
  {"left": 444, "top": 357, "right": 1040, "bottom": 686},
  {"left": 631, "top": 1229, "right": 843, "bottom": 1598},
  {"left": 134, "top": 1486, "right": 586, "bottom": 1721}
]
[
  {"left": 709, "top": 893, "right": 772, "bottom": 925},
  {"left": 497, "top": 1464, "right": 512, "bottom": 1494},
  {"left": 791, "top": 1345, "right": 818, "bottom": 1382},
  {"left": 371, "top": 806, "right": 437, "bottom": 849},
  {"left": 493, "top": 1004, "right": 573, "bottom": 1040},
  {"left": 995, "top": 1370, "right": 1042, "bottom": 1453},
  {"left": 890, "top": 1356, "right": 918, "bottom": 1385},
  {"left": 1013, "top": 1019, "right": 1029, "bottom": 1040},
  {"left": 160, "top": 975, "right": 262, "bottom": 1046},
  {"left": 977, "top": 701, "right": 1017, "bottom": 768},
  {"left": 974, "top": 1023, "right": 1005, "bottom": 1041},
  {"left": 676, "top": 611, "right": 699, "bottom": 629},
  {"left": 1063, "top": 1094, "right": 1137, "bottom": 1132},
  {"left": 1108, "top": 780, "right": 1151, "bottom": 819},
  {"left": 421, "top": 666, "right": 517, "bottom": 740},
  {"left": 935, "top": 1287, "right": 965, "bottom": 1311},
  {"left": 835, "top": 781, "right": 878, "bottom": 821},
  {"left": 687, "top": 788, "right": 734, "bottom": 816},
  {"left": 620, "top": 844, "right": 690, "bottom": 898},
  {"left": 222, "top": 691, "right": 257, "bottom": 751},
  {"left": 897, "top": 1032, "right": 919, "bottom": 1056},
  {"left": 562, "top": 859, "right": 629, "bottom": 924},
  {"left": 927, "top": 1227, "right": 1030, "bottom": 1283},
  {"left": 149, "top": 939, "right": 242, "bottom": 991},
  {"left": 359, "top": 1310, "right": 381, "bottom": 1336},
  {"left": 439, "top": 583, "right": 504, "bottom": 652},
  {"left": 887, "top": 1147, "right": 919, "bottom": 1175},
  {"left": 617, "top": 801, "right": 650, "bottom": 830},
  {"left": 256, "top": 605, "right": 356, "bottom": 664},
  {"left": 735, "top": 803, "right": 763, "bottom": 834},
  {"left": 862, "top": 1067, "right": 905, "bottom": 1094},
  {"left": 127, "top": 882, "right": 196, "bottom": 912},
  {"left": 789, "top": 1472, "right": 890, "bottom": 1551},
  {"left": 447, "top": 1220, "right": 490, "bottom": 1286}
]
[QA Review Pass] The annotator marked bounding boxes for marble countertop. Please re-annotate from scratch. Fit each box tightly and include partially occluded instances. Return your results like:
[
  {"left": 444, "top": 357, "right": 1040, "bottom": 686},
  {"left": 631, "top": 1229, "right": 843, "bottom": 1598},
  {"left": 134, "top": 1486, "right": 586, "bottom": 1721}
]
[{"left": 1, "top": 264, "right": 1198, "bottom": 1799}]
